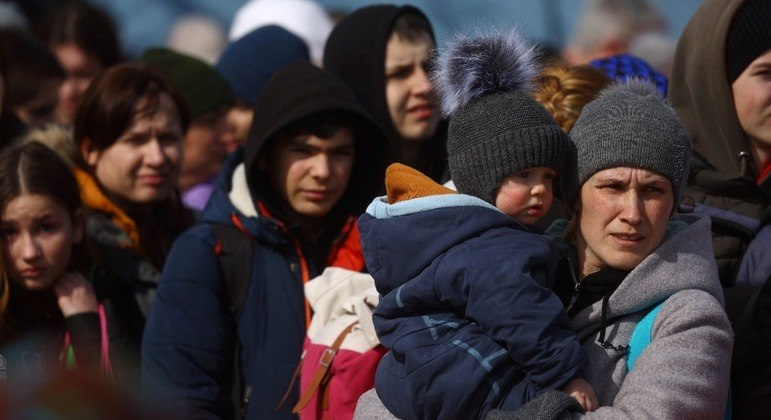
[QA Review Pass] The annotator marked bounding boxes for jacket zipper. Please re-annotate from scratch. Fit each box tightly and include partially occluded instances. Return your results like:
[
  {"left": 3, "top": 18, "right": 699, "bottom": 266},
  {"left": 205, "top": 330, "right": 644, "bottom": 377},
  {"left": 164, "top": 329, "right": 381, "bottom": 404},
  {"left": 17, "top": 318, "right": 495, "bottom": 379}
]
[
  {"left": 255, "top": 202, "right": 313, "bottom": 329},
  {"left": 565, "top": 254, "right": 582, "bottom": 313}
]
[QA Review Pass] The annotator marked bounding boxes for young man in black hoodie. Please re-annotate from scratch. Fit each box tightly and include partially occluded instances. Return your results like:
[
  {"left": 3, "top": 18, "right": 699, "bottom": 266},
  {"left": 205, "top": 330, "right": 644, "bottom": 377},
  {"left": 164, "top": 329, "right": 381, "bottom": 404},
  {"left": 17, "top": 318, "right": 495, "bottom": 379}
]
[
  {"left": 324, "top": 4, "right": 449, "bottom": 183},
  {"left": 141, "top": 61, "right": 387, "bottom": 419}
]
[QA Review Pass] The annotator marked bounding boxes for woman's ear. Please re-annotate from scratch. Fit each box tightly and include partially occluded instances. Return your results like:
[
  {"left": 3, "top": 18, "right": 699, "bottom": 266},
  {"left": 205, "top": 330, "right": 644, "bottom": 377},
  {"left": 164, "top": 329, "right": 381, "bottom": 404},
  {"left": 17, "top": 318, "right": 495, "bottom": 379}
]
[
  {"left": 80, "top": 137, "right": 99, "bottom": 167},
  {"left": 72, "top": 208, "right": 85, "bottom": 244}
]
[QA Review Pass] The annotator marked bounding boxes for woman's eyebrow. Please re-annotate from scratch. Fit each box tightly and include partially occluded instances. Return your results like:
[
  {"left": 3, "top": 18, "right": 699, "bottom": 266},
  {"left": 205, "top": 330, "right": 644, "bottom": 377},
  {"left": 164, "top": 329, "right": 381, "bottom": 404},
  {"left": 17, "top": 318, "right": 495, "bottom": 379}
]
[
  {"left": 591, "top": 175, "right": 623, "bottom": 184},
  {"left": 639, "top": 175, "right": 670, "bottom": 186}
]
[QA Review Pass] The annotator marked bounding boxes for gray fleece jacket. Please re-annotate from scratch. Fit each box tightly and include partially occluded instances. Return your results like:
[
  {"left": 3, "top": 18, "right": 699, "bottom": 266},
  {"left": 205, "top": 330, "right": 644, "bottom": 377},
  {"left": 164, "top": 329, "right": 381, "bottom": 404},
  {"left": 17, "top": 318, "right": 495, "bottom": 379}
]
[
  {"left": 355, "top": 213, "right": 733, "bottom": 419},
  {"left": 561, "top": 213, "right": 732, "bottom": 419}
]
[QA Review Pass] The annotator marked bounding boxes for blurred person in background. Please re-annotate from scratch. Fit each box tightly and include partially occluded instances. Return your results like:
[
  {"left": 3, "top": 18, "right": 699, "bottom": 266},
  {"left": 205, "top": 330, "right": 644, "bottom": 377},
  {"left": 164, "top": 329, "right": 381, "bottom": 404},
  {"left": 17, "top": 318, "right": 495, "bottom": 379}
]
[
  {"left": 533, "top": 64, "right": 613, "bottom": 133},
  {"left": 38, "top": 0, "right": 124, "bottom": 126},
  {"left": 166, "top": 13, "right": 227, "bottom": 65},
  {"left": 229, "top": 0, "right": 333, "bottom": 67},
  {"left": 588, "top": 53, "right": 668, "bottom": 97},
  {"left": 0, "top": 27, "right": 64, "bottom": 147},
  {"left": 561, "top": 0, "right": 672, "bottom": 75},
  {"left": 139, "top": 47, "right": 236, "bottom": 214},
  {"left": 215, "top": 25, "right": 310, "bottom": 152}
]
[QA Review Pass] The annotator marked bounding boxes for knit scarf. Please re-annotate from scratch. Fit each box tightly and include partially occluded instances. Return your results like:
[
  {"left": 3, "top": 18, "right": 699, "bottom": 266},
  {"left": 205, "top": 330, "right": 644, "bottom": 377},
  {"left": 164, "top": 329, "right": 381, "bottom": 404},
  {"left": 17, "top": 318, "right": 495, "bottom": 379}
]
[{"left": 73, "top": 167, "right": 141, "bottom": 251}]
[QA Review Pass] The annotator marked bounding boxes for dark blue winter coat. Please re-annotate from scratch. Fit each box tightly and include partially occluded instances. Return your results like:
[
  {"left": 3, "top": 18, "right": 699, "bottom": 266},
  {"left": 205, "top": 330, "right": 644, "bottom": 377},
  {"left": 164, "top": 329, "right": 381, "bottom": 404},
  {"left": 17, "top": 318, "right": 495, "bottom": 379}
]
[
  {"left": 141, "top": 150, "right": 313, "bottom": 419},
  {"left": 141, "top": 62, "right": 388, "bottom": 419},
  {"left": 359, "top": 193, "right": 587, "bottom": 420}
]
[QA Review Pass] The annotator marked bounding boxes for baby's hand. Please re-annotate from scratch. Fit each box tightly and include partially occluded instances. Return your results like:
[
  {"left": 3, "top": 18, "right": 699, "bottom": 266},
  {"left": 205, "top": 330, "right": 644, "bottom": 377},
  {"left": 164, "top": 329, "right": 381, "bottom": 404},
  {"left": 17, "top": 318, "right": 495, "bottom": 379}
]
[
  {"left": 562, "top": 377, "right": 598, "bottom": 412},
  {"left": 53, "top": 272, "right": 98, "bottom": 317}
]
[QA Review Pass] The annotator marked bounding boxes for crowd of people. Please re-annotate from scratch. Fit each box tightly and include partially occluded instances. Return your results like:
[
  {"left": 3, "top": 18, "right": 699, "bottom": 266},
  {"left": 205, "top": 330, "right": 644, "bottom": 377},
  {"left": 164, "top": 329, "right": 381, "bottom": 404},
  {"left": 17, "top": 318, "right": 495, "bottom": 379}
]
[{"left": 0, "top": 0, "right": 769, "bottom": 419}]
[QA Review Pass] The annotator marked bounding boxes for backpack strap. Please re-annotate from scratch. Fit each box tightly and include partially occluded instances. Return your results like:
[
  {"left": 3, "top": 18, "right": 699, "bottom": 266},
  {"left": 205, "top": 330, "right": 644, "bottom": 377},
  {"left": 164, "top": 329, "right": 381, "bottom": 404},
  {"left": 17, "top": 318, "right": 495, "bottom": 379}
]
[
  {"left": 626, "top": 299, "right": 733, "bottom": 419},
  {"left": 626, "top": 301, "right": 666, "bottom": 372},
  {"left": 60, "top": 303, "right": 113, "bottom": 379},
  {"left": 211, "top": 221, "right": 255, "bottom": 321},
  {"left": 98, "top": 304, "right": 113, "bottom": 378},
  {"left": 291, "top": 321, "right": 360, "bottom": 413},
  {"left": 210, "top": 220, "right": 256, "bottom": 419}
]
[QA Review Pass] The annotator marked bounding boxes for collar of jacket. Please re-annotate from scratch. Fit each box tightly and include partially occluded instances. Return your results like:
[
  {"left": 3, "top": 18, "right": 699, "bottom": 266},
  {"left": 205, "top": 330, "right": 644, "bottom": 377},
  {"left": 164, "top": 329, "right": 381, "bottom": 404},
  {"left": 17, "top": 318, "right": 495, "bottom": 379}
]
[
  {"left": 73, "top": 167, "right": 141, "bottom": 250},
  {"left": 757, "top": 161, "right": 771, "bottom": 193},
  {"left": 253, "top": 200, "right": 364, "bottom": 271},
  {"left": 569, "top": 268, "right": 629, "bottom": 319},
  {"left": 325, "top": 216, "right": 364, "bottom": 271}
]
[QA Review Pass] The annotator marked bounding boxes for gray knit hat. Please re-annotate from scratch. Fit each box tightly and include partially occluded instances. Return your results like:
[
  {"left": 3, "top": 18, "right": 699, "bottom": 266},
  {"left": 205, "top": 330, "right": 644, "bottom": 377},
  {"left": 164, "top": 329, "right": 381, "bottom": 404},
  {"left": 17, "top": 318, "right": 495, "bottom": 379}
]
[
  {"left": 435, "top": 30, "right": 570, "bottom": 204},
  {"left": 565, "top": 79, "right": 691, "bottom": 207}
]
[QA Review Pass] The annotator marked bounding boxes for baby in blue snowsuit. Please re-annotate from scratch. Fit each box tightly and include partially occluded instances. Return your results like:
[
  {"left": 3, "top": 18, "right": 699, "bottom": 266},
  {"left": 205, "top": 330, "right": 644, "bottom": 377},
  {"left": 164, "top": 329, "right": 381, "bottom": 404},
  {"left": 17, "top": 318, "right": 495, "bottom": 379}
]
[{"left": 358, "top": 30, "right": 596, "bottom": 419}]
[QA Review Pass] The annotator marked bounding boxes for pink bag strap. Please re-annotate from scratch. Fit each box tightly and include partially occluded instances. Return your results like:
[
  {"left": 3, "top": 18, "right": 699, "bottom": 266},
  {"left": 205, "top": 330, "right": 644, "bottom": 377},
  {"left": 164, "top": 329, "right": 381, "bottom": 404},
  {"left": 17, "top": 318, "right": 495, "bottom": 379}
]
[
  {"left": 98, "top": 304, "right": 114, "bottom": 379},
  {"left": 61, "top": 304, "right": 113, "bottom": 379},
  {"left": 292, "top": 321, "right": 359, "bottom": 414}
]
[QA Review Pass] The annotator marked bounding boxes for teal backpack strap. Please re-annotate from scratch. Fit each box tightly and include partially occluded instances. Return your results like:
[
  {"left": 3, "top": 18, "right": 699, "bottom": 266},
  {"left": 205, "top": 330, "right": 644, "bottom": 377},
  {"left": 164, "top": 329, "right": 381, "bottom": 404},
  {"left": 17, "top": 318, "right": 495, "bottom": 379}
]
[
  {"left": 626, "top": 299, "right": 733, "bottom": 419},
  {"left": 627, "top": 301, "right": 666, "bottom": 372}
]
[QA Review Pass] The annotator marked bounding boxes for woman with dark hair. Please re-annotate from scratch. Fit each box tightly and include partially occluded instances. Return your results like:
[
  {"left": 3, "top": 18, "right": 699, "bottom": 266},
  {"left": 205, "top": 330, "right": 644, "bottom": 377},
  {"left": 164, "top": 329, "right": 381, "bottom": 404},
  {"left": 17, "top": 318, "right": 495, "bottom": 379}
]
[
  {"left": 0, "top": 141, "right": 109, "bottom": 380},
  {"left": 72, "top": 63, "right": 191, "bottom": 384},
  {"left": 323, "top": 5, "right": 448, "bottom": 182},
  {"left": 39, "top": 0, "right": 124, "bottom": 125}
]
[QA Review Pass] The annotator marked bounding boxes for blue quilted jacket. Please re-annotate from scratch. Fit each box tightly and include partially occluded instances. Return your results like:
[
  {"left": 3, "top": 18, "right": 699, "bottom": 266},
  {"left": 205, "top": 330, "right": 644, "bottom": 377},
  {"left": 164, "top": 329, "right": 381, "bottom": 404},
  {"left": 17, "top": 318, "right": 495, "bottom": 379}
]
[{"left": 359, "top": 193, "right": 587, "bottom": 420}]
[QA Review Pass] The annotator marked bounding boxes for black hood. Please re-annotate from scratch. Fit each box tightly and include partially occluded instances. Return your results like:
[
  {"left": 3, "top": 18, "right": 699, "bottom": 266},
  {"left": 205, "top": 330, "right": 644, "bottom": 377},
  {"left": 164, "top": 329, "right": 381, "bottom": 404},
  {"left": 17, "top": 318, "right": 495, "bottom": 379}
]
[
  {"left": 243, "top": 60, "right": 388, "bottom": 215},
  {"left": 323, "top": 5, "right": 449, "bottom": 182}
]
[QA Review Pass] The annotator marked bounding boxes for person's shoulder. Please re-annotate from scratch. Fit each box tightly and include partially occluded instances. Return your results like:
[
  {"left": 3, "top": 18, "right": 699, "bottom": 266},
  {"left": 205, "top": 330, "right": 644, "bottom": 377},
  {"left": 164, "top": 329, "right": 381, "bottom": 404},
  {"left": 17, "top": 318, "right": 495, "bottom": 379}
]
[
  {"left": 664, "top": 289, "right": 723, "bottom": 307},
  {"left": 162, "top": 224, "right": 222, "bottom": 274},
  {"left": 685, "top": 164, "right": 768, "bottom": 219},
  {"left": 180, "top": 222, "right": 219, "bottom": 240},
  {"left": 657, "top": 289, "right": 730, "bottom": 330},
  {"left": 158, "top": 223, "right": 219, "bottom": 256}
]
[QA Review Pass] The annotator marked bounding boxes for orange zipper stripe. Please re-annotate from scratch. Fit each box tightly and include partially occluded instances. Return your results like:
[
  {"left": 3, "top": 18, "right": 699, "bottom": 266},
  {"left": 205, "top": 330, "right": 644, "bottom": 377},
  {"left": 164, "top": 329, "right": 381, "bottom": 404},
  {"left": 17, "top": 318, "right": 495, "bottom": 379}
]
[{"left": 256, "top": 202, "right": 312, "bottom": 329}]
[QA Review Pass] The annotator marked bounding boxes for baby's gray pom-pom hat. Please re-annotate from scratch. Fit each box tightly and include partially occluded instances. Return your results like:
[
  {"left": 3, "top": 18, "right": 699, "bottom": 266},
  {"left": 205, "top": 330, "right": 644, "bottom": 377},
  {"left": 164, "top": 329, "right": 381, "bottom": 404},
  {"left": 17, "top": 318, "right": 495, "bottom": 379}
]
[
  {"left": 565, "top": 79, "right": 692, "bottom": 207},
  {"left": 434, "top": 29, "right": 571, "bottom": 204}
]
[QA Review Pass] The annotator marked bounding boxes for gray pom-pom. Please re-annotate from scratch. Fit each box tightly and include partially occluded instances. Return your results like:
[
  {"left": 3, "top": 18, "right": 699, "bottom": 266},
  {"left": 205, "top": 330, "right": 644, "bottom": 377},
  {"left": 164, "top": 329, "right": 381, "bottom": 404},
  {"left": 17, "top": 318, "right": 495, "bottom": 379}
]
[
  {"left": 434, "top": 28, "right": 539, "bottom": 118},
  {"left": 600, "top": 77, "right": 662, "bottom": 99}
]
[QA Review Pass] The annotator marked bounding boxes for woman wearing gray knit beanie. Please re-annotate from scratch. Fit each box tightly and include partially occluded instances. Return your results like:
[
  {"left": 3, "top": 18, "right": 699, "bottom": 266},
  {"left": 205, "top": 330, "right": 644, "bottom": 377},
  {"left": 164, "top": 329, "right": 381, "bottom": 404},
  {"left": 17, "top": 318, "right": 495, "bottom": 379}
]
[{"left": 487, "top": 79, "right": 733, "bottom": 419}]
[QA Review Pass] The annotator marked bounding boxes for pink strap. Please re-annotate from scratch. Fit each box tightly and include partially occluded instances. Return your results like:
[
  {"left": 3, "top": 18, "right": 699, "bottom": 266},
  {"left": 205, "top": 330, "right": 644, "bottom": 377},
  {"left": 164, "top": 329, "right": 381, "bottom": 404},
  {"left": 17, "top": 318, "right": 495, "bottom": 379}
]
[
  {"left": 62, "top": 331, "right": 71, "bottom": 352},
  {"left": 60, "top": 304, "right": 113, "bottom": 379},
  {"left": 98, "top": 304, "right": 114, "bottom": 379}
]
